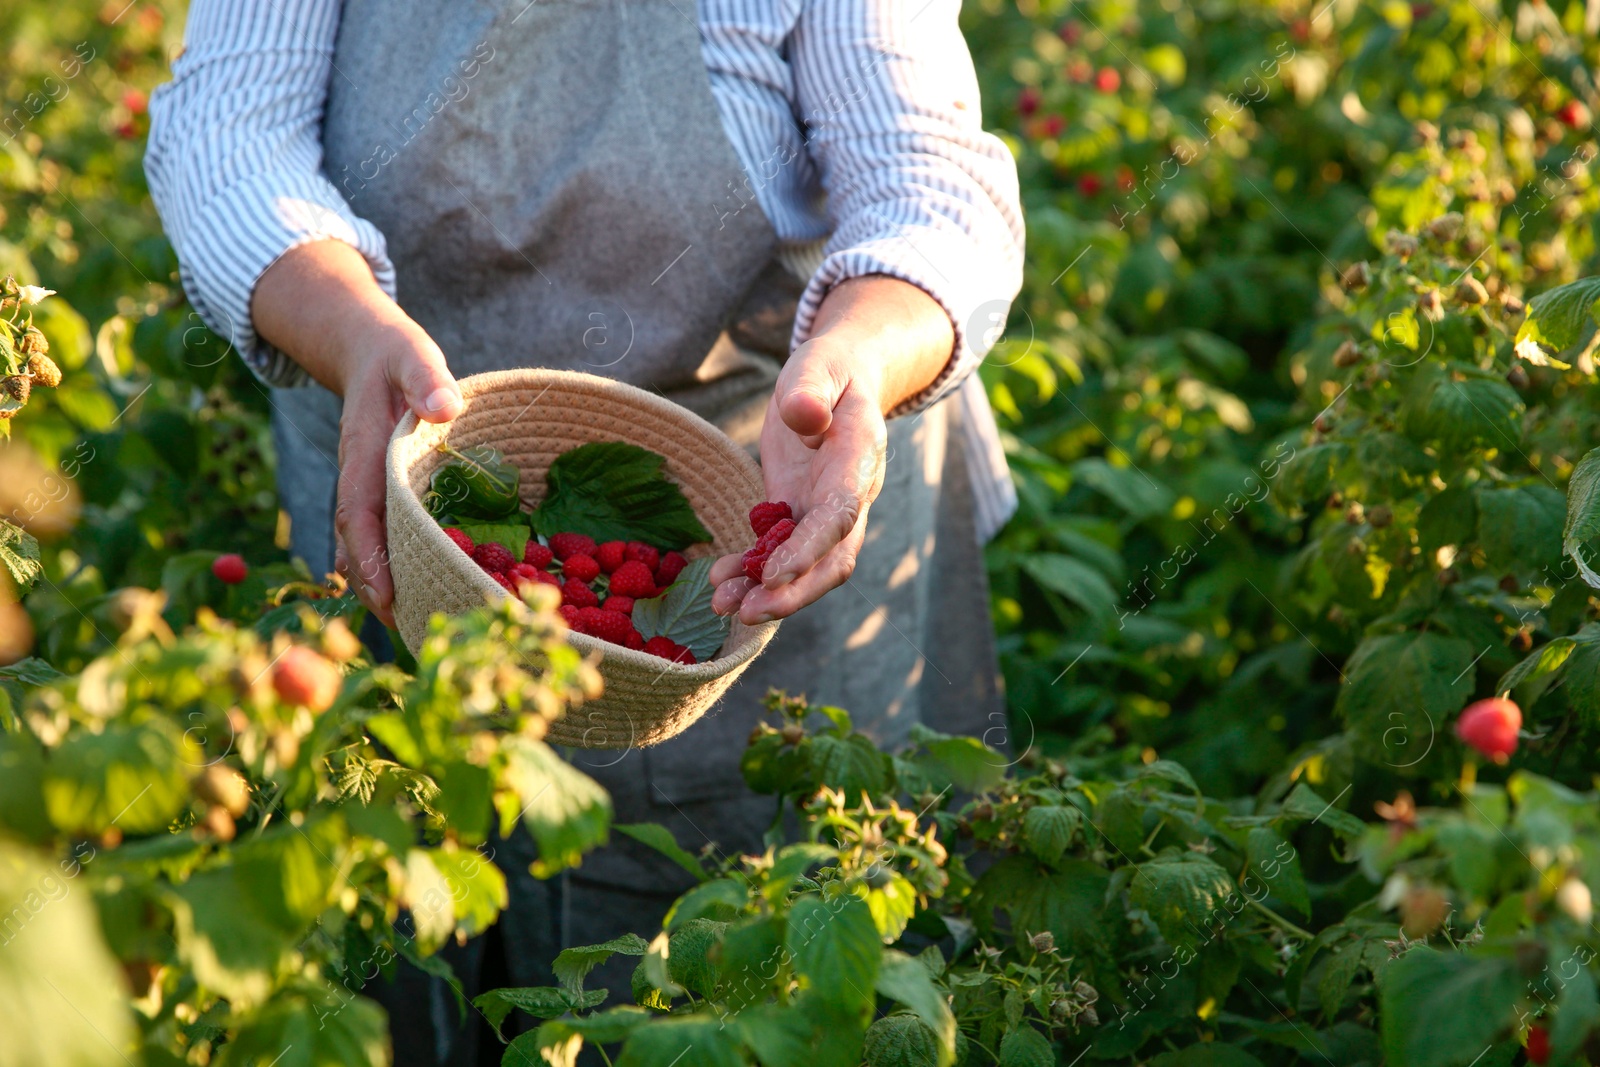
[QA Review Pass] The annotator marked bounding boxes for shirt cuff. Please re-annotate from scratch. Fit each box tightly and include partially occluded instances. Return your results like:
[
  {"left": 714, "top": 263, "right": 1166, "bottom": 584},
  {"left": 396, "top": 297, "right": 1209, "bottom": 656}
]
[
  {"left": 791, "top": 226, "right": 1020, "bottom": 418},
  {"left": 180, "top": 169, "right": 396, "bottom": 389}
]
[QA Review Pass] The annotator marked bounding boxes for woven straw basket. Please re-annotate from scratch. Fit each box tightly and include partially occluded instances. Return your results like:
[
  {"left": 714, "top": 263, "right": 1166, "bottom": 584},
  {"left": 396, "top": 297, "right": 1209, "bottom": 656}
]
[{"left": 386, "top": 368, "right": 779, "bottom": 749}]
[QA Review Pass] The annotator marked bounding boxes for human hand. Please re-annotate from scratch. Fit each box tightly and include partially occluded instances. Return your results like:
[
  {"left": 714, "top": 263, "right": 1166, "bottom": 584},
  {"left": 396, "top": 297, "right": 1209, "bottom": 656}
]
[
  {"left": 252, "top": 240, "right": 463, "bottom": 626},
  {"left": 708, "top": 337, "right": 889, "bottom": 624}
]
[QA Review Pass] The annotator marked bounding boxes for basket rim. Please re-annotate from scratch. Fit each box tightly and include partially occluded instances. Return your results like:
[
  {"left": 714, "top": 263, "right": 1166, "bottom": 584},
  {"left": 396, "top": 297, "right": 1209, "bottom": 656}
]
[{"left": 386, "top": 367, "right": 778, "bottom": 672}]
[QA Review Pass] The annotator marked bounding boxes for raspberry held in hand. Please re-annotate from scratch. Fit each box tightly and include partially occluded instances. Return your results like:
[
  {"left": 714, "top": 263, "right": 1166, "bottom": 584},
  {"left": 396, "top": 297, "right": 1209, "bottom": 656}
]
[
  {"left": 748, "top": 501, "right": 793, "bottom": 537},
  {"left": 609, "top": 560, "right": 657, "bottom": 598},
  {"left": 1455, "top": 697, "right": 1521, "bottom": 762},
  {"left": 549, "top": 532, "right": 597, "bottom": 561},
  {"left": 472, "top": 542, "right": 516, "bottom": 574},
  {"left": 523, "top": 541, "right": 554, "bottom": 569},
  {"left": 212, "top": 553, "right": 249, "bottom": 584},
  {"left": 443, "top": 528, "right": 475, "bottom": 555},
  {"left": 655, "top": 551, "right": 688, "bottom": 586},
  {"left": 561, "top": 577, "right": 599, "bottom": 608},
  {"left": 742, "top": 517, "right": 797, "bottom": 583},
  {"left": 563, "top": 553, "right": 601, "bottom": 583},
  {"left": 596, "top": 541, "right": 627, "bottom": 573}
]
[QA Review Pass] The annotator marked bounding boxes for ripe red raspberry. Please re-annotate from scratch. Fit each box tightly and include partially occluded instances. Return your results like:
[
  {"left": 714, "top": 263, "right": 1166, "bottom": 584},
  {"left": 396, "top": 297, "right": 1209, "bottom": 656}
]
[
  {"left": 443, "top": 527, "right": 475, "bottom": 555},
  {"left": 643, "top": 636, "right": 696, "bottom": 664},
  {"left": 655, "top": 551, "right": 689, "bottom": 587},
  {"left": 491, "top": 572, "right": 517, "bottom": 592},
  {"left": 595, "top": 541, "right": 628, "bottom": 573},
  {"left": 609, "top": 560, "right": 657, "bottom": 598},
  {"left": 1456, "top": 697, "right": 1521, "bottom": 762},
  {"left": 1528, "top": 1025, "right": 1551, "bottom": 1066},
  {"left": 563, "top": 553, "right": 601, "bottom": 583},
  {"left": 625, "top": 630, "right": 646, "bottom": 650},
  {"left": 549, "top": 533, "right": 597, "bottom": 561},
  {"left": 604, "top": 595, "right": 635, "bottom": 616},
  {"left": 748, "top": 501, "right": 793, "bottom": 537},
  {"left": 1557, "top": 100, "right": 1589, "bottom": 130},
  {"left": 561, "top": 577, "right": 599, "bottom": 608},
  {"left": 742, "top": 517, "right": 797, "bottom": 584},
  {"left": 212, "top": 553, "right": 249, "bottom": 584},
  {"left": 1094, "top": 67, "right": 1120, "bottom": 93},
  {"left": 472, "top": 542, "right": 515, "bottom": 574},
  {"left": 576, "top": 607, "right": 635, "bottom": 645},
  {"left": 624, "top": 542, "right": 660, "bottom": 571},
  {"left": 523, "top": 541, "right": 554, "bottom": 569},
  {"left": 1077, "top": 173, "right": 1103, "bottom": 198},
  {"left": 558, "top": 605, "right": 582, "bottom": 629},
  {"left": 272, "top": 646, "right": 342, "bottom": 711},
  {"left": 507, "top": 563, "right": 549, "bottom": 591}
]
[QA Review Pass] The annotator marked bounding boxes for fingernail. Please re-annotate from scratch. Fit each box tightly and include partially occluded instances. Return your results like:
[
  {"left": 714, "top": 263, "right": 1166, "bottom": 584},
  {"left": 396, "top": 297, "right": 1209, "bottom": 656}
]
[
  {"left": 750, "top": 612, "right": 775, "bottom": 625},
  {"left": 769, "top": 571, "right": 796, "bottom": 586},
  {"left": 423, "top": 387, "right": 460, "bottom": 415}
]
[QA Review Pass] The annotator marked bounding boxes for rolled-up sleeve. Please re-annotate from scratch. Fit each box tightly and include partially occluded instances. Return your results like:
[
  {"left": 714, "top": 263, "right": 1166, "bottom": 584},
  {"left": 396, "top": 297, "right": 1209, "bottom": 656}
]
[
  {"left": 789, "top": 0, "right": 1025, "bottom": 416},
  {"left": 144, "top": 0, "right": 395, "bottom": 388}
]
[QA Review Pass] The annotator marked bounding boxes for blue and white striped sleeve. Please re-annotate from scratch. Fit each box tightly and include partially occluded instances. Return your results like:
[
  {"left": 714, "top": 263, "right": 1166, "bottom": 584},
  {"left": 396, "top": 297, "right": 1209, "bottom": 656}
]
[
  {"left": 144, "top": 0, "right": 395, "bottom": 388},
  {"left": 789, "top": 0, "right": 1025, "bottom": 417}
]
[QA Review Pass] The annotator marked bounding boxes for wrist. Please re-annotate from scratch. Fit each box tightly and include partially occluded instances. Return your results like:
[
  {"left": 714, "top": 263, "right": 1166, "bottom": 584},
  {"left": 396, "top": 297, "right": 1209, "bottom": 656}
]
[{"left": 807, "top": 275, "right": 953, "bottom": 416}]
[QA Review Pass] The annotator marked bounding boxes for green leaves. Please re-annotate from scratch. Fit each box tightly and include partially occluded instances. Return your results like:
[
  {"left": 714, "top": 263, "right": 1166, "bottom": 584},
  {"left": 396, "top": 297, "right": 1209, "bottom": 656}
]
[
  {"left": 787, "top": 894, "right": 882, "bottom": 1017},
  {"left": 907, "top": 724, "right": 1007, "bottom": 794},
  {"left": 1563, "top": 447, "right": 1600, "bottom": 589},
  {"left": 1516, "top": 275, "right": 1600, "bottom": 353},
  {"left": 552, "top": 934, "right": 650, "bottom": 998},
  {"left": 1128, "top": 851, "right": 1237, "bottom": 948},
  {"left": 1378, "top": 949, "right": 1521, "bottom": 1067},
  {"left": 0, "top": 518, "right": 41, "bottom": 590},
  {"left": 1020, "top": 552, "right": 1119, "bottom": 625},
  {"left": 631, "top": 557, "right": 728, "bottom": 661},
  {"left": 0, "top": 841, "right": 133, "bottom": 1067},
  {"left": 43, "top": 718, "right": 196, "bottom": 835},
  {"left": 497, "top": 737, "right": 611, "bottom": 878},
  {"left": 875, "top": 950, "right": 957, "bottom": 1066},
  {"left": 427, "top": 443, "right": 522, "bottom": 522},
  {"left": 1400, "top": 363, "right": 1521, "bottom": 451},
  {"left": 1476, "top": 484, "right": 1564, "bottom": 574},
  {"left": 215, "top": 982, "right": 389, "bottom": 1067},
  {"left": 530, "top": 442, "right": 711, "bottom": 549},
  {"left": 1021, "top": 805, "right": 1080, "bottom": 865},
  {"left": 456, "top": 523, "right": 530, "bottom": 561},
  {"left": 1334, "top": 632, "right": 1475, "bottom": 766},
  {"left": 615, "top": 822, "right": 709, "bottom": 882}
]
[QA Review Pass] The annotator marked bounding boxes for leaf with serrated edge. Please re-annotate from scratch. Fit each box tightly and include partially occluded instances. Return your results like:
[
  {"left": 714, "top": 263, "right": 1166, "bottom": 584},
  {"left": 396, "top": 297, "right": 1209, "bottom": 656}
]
[
  {"left": 631, "top": 557, "right": 729, "bottom": 660},
  {"left": 529, "top": 441, "right": 711, "bottom": 548}
]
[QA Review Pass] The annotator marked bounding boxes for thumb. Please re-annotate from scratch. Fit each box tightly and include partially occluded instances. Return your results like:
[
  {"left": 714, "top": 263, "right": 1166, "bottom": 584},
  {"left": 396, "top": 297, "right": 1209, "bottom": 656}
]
[
  {"left": 776, "top": 343, "right": 849, "bottom": 438},
  {"left": 388, "top": 335, "right": 463, "bottom": 424}
]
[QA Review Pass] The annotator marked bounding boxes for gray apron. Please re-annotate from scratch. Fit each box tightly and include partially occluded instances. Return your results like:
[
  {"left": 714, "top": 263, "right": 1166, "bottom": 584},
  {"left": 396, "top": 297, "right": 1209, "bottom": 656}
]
[{"left": 279, "top": 0, "right": 1004, "bottom": 1058}]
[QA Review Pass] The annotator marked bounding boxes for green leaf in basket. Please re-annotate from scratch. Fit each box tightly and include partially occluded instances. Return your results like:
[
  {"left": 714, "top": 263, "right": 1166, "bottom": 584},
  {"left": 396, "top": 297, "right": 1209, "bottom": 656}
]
[
  {"left": 455, "top": 523, "right": 531, "bottom": 561},
  {"left": 632, "top": 558, "right": 729, "bottom": 661},
  {"left": 426, "top": 444, "right": 523, "bottom": 522},
  {"left": 529, "top": 442, "right": 712, "bottom": 549}
]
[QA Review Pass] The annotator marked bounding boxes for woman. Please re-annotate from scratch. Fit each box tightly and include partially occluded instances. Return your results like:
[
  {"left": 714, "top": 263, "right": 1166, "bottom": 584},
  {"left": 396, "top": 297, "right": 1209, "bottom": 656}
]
[{"left": 147, "top": 0, "right": 1022, "bottom": 1058}]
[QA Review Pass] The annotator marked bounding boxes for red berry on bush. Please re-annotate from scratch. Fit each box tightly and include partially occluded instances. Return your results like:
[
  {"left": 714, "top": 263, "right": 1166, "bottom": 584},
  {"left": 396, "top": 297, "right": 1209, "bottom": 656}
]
[
  {"left": 1058, "top": 19, "right": 1082, "bottom": 44},
  {"left": 596, "top": 541, "right": 627, "bottom": 573},
  {"left": 472, "top": 542, "right": 516, "bottom": 574},
  {"left": 1094, "top": 67, "right": 1121, "bottom": 93},
  {"left": 604, "top": 595, "right": 635, "bottom": 616},
  {"left": 1017, "top": 85, "right": 1041, "bottom": 116},
  {"left": 609, "top": 560, "right": 657, "bottom": 599},
  {"left": 123, "top": 88, "right": 148, "bottom": 115},
  {"left": 656, "top": 551, "right": 688, "bottom": 587},
  {"left": 563, "top": 553, "right": 601, "bottom": 583},
  {"left": 523, "top": 541, "right": 554, "bottom": 569},
  {"left": 561, "top": 577, "right": 599, "bottom": 608},
  {"left": 212, "top": 553, "right": 248, "bottom": 584},
  {"left": 1077, "top": 173, "right": 1103, "bottom": 197},
  {"left": 1455, "top": 697, "right": 1521, "bottom": 762},
  {"left": 272, "top": 646, "right": 341, "bottom": 712},
  {"left": 624, "top": 542, "right": 660, "bottom": 572},
  {"left": 443, "top": 528, "right": 474, "bottom": 555},
  {"left": 1040, "top": 114, "right": 1065, "bottom": 138},
  {"left": 750, "top": 502, "right": 794, "bottom": 536},
  {"left": 549, "top": 533, "right": 596, "bottom": 561},
  {"left": 1557, "top": 100, "right": 1589, "bottom": 129},
  {"left": 1528, "top": 1025, "right": 1551, "bottom": 1065}
]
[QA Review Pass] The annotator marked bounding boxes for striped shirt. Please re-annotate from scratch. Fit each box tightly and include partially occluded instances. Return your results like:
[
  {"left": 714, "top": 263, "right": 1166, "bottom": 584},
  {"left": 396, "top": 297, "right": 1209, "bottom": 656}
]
[{"left": 144, "top": 0, "right": 1022, "bottom": 538}]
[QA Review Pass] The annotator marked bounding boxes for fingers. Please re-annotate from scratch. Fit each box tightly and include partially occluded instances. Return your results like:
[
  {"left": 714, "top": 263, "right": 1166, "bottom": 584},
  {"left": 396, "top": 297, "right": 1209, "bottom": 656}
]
[
  {"left": 774, "top": 340, "right": 850, "bottom": 438},
  {"left": 737, "top": 513, "right": 868, "bottom": 624},
  {"left": 387, "top": 330, "right": 463, "bottom": 423}
]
